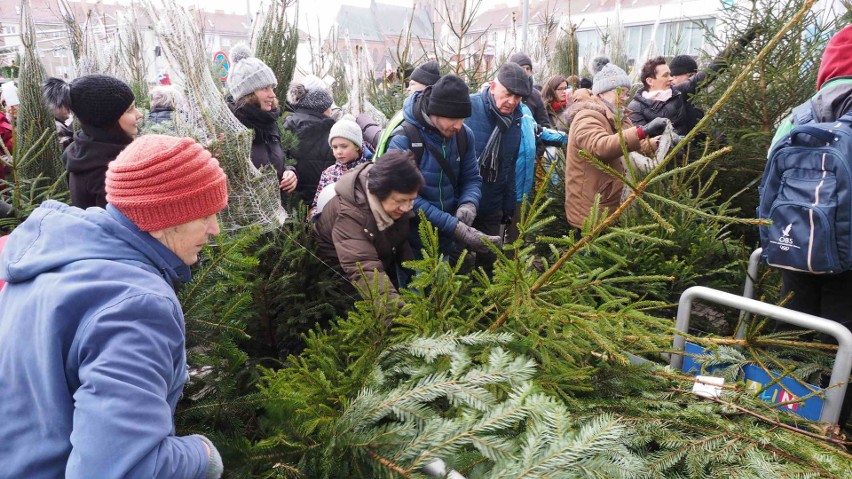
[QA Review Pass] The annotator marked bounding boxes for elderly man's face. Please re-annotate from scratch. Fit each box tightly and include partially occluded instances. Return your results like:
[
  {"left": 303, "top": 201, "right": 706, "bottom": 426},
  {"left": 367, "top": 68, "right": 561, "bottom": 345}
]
[
  {"left": 490, "top": 82, "right": 522, "bottom": 115},
  {"left": 151, "top": 214, "right": 221, "bottom": 265}
]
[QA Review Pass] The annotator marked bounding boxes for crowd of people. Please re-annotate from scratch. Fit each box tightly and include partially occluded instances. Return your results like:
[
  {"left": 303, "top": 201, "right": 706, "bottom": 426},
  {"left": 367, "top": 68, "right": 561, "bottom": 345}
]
[{"left": 0, "top": 24, "right": 851, "bottom": 476}]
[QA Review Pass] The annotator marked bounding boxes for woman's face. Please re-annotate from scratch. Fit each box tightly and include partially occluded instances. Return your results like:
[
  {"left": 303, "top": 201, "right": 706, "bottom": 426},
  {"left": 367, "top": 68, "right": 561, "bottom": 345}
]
[
  {"left": 254, "top": 86, "right": 277, "bottom": 112},
  {"left": 380, "top": 190, "right": 418, "bottom": 220},
  {"left": 555, "top": 82, "right": 569, "bottom": 102},
  {"left": 118, "top": 103, "right": 143, "bottom": 137}
]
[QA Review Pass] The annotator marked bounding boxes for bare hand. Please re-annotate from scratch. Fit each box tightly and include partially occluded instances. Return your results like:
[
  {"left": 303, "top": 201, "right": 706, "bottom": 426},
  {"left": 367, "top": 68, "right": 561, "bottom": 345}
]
[{"left": 279, "top": 170, "right": 298, "bottom": 192}]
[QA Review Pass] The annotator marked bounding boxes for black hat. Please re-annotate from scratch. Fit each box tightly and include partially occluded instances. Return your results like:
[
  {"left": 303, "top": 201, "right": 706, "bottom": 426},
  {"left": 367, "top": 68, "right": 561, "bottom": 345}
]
[
  {"left": 669, "top": 55, "right": 698, "bottom": 76},
  {"left": 508, "top": 52, "right": 533, "bottom": 69},
  {"left": 496, "top": 63, "right": 532, "bottom": 98},
  {"left": 71, "top": 75, "right": 135, "bottom": 128},
  {"left": 424, "top": 74, "right": 471, "bottom": 119},
  {"left": 411, "top": 61, "right": 441, "bottom": 86}
]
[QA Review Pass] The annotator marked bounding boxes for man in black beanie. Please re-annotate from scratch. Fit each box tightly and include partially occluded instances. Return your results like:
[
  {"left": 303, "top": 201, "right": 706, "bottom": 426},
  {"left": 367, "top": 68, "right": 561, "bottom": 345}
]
[
  {"left": 408, "top": 60, "right": 441, "bottom": 95},
  {"left": 668, "top": 55, "right": 698, "bottom": 86},
  {"left": 463, "top": 63, "right": 531, "bottom": 276},
  {"left": 386, "top": 75, "right": 499, "bottom": 258},
  {"left": 508, "top": 52, "right": 551, "bottom": 128},
  {"left": 360, "top": 61, "right": 445, "bottom": 150}
]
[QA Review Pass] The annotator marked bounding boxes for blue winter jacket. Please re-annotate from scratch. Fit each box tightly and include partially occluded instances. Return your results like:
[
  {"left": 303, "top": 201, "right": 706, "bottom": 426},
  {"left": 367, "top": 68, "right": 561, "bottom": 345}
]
[
  {"left": 0, "top": 201, "right": 210, "bottom": 479},
  {"left": 466, "top": 92, "right": 523, "bottom": 216},
  {"left": 387, "top": 92, "right": 482, "bottom": 238},
  {"left": 516, "top": 110, "right": 568, "bottom": 204}
]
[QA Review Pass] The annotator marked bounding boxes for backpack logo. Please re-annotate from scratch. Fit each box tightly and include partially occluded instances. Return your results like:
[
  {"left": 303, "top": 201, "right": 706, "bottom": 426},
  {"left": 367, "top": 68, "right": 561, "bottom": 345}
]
[{"left": 774, "top": 223, "right": 796, "bottom": 252}]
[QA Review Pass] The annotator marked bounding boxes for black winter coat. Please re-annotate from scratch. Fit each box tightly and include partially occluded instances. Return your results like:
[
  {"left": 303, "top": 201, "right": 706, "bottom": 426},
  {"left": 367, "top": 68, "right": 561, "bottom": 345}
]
[
  {"left": 283, "top": 108, "right": 336, "bottom": 203},
  {"left": 524, "top": 89, "right": 552, "bottom": 128},
  {"left": 627, "top": 73, "right": 707, "bottom": 136},
  {"left": 62, "top": 126, "right": 133, "bottom": 208},
  {"left": 148, "top": 108, "right": 174, "bottom": 125}
]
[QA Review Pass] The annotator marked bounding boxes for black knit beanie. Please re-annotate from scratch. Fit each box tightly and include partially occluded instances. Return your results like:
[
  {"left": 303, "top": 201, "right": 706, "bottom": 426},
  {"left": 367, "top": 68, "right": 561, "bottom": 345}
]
[
  {"left": 669, "top": 55, "right": 698, "bottom": 76},
  {"left": 424, "top": 74, "right": 471, "bottom": 119},
  {"left": 410, "top": 61, "right": 441, "bottom": 86},
  {"left": 70, "top": 75, "right": 135, "bottom": 128}
]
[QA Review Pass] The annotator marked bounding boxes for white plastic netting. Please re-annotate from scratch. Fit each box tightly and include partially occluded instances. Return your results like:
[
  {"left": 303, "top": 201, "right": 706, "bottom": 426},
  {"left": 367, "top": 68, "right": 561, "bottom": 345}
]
[{"left": 143, "top": 1, "right": 287, "bottom": 230}]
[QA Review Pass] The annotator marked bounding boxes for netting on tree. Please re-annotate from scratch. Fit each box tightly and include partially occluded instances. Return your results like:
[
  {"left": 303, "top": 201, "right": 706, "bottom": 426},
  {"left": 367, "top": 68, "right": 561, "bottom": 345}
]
[{"left": 142, "top": 1, "right": 287, "bottom": 230}]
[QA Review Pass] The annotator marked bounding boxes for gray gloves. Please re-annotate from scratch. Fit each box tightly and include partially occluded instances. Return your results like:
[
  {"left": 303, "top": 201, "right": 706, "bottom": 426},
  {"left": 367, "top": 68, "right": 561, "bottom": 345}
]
[
  {"left": 455, "top": 203, "right": 477, "bottom": 226},
  {"left": 452, "top": 222, "right": 502, "bottom": 253},
  {"left": 196, "top": 435, "right": 223, "bottom": 479},
  {"left": 641, "top": 117, "right": 669, "bottom": 137}
]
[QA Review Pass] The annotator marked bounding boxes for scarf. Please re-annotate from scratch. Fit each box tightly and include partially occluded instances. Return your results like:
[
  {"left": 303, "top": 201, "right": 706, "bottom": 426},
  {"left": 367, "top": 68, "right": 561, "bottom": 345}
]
[
  {"left": 479, "top": 91, "right": 513, "bottom": 183},
  {"left": 366, "top": 182, "right": 395, "bottom": 231},
  {"left": 641, "top": 88, "right": 674, "bottom": 103},
  {"left": 229, "top": 101, "right": 281, "bottom": 145},
  {"left": 550, "top": 100, "right": 568, "bottom": 113}
]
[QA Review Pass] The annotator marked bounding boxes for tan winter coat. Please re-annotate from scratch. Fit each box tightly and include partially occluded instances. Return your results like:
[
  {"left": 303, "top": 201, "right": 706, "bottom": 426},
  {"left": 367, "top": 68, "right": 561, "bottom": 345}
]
[
  {"left": 564, "top": 97, "right": 651, "bottom": 229},
  {"left": 314, "top": 163, "right": 414, "bottom": 303}
]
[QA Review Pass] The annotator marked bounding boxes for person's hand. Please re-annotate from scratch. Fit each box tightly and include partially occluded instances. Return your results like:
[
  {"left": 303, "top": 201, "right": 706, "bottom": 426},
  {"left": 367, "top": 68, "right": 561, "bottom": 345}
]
[
  {"left": 279, "top": 170, "right": 298, "bottom": 192},
  {"left": 640, "top": 117, "right": 668, "bottom": 138},
  {"left": 452, "top": 222, "right": 502, "bottom": 253},
  {"left": 455, "top": 203, "right": 477, "bottom": 226}
]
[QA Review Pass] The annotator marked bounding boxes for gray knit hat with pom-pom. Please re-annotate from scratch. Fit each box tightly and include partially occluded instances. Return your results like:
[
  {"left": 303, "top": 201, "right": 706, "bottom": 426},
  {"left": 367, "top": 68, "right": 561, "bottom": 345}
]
[
  {"left": 590, "top": 56, "right": 611, "bottom": 75},
  {"left": 227, "top": 43, "right": 277, "bottom": 101}
]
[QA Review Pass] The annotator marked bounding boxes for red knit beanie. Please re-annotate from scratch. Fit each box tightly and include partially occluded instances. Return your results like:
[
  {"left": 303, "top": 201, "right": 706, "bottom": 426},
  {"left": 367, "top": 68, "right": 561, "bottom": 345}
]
[
  {"left": 817, "top": 25, "right": 852, "bottom": 91},
  {"left": 106, "top": 135, "right": 228, "bottom": 231}
]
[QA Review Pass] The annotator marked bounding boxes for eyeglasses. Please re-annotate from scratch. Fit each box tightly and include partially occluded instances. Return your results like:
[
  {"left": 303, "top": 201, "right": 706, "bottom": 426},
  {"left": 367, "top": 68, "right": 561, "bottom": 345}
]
[{"left": 556, "top": 86, "right": 572, "bottom": 91}]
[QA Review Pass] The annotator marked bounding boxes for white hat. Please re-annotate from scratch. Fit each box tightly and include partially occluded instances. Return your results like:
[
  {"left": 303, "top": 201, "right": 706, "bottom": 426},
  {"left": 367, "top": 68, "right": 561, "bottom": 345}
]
[{"left": 1, "top": 81, "right": 19, "bottom": 107}]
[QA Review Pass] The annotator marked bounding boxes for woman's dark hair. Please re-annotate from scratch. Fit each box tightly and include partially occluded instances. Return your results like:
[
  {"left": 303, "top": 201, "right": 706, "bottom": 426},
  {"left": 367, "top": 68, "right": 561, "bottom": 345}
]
[
  {"left": 368, "top": 150, "right": 424, "bottom": 200},
  {"left": 540, "top": 75, "right": 567, "bottom": 105},
  {"left": 640, "top": 56, "right": 667, "bottom": 88}
]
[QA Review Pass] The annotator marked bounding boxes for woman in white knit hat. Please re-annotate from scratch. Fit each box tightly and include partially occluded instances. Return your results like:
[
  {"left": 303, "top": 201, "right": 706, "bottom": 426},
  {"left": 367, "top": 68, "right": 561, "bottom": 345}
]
[{"left": 226, "top": 44, "right": 298, "bottom": 199}]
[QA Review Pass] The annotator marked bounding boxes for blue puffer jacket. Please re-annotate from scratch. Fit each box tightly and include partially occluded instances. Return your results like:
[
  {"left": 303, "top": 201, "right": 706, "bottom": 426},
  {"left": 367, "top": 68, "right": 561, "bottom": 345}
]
[
  {"left": 466, "top": 91, "right": 522, "bottom": 216},
  {"left": 387, "top": 92, "right": 482, "bottom": 237},
  {"left": 0, "top": 201, "right": 211, "bottom": 479}
]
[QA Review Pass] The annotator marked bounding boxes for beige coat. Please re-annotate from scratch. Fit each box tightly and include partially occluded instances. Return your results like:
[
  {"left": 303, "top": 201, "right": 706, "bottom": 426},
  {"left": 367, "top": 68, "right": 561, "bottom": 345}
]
[{"left": 564, "top": 97, "right": 652, "bottom": 229}]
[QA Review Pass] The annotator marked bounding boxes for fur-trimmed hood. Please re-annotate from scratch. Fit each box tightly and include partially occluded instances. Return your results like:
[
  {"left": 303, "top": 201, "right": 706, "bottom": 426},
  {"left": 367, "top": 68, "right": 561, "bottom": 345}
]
[{"left": 563, "top": 99, "right": 611, "bottom": 126}]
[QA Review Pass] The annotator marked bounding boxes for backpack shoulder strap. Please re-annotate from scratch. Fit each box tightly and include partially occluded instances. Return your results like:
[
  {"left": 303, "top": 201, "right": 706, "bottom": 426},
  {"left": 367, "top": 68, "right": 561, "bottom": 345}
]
[
  {"left": 401, "top": 121, "right": 425, "bottom": 167},
  {"left": 791, "top": 100, "right": 814, "bottom": 126},
  {"left": 455, "top": 126, "right": 468, "bottom": 160}
]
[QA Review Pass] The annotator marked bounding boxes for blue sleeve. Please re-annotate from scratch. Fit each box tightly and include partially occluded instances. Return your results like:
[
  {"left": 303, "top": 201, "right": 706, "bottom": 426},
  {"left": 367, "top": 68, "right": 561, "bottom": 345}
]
[
  {"left": 540, "top": 127, "right": 567, "bottom": 144},
  {"left": 457, "top": 125, "right": 482, "bottom": 209},
  {"left": 387, "top": 131, "right": 410, "bottom": 151},
  {"left": 505, "top": 150, "right": 518, "bottom": 216},
  {"left": 67, "top": 295, "right": 208, "bottom": 479},
  {"left": 414, "top": 196, "right": 458, "bottom": 237}
]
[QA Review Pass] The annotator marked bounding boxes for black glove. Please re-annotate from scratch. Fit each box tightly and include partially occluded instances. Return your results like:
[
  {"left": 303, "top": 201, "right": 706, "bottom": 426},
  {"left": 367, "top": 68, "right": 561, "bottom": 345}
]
[{"left": 641, "top": 117, "right": 668, "bottom": 137}]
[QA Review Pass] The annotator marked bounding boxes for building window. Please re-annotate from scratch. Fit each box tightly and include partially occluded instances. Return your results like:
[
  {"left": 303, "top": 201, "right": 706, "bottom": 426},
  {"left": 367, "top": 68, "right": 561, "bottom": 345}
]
[
  {"left": 53, "top": 48, "right": 65, "bottom": 58},
  {"left": 576, "top": 18, "right": 715, "bottom": 68},
  {"left": 221, "top": 37, "right": 231, "bottom": 47}
]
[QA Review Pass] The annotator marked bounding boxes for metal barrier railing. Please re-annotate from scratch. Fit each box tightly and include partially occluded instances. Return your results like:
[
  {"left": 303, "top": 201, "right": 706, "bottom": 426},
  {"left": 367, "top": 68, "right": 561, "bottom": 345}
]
[
  {"left": 736, "top": 248, "right": 763, "bottom": 339},
  {"left": 673, "top": 286, "right": 852, "bottom": 425}
]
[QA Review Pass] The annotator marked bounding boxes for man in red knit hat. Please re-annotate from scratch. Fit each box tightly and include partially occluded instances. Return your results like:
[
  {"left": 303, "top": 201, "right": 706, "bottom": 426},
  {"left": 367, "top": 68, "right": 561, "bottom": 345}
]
[
  {"left": 0, "top": 135, "right": 228, "bottom": 478},
  {"left": 766, "top": 24, "right": 852, "bottom": 431}
]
